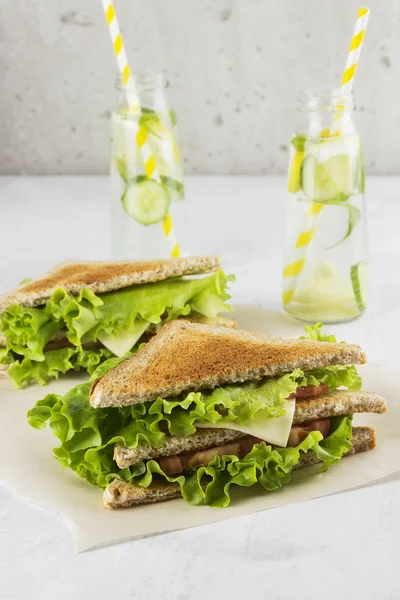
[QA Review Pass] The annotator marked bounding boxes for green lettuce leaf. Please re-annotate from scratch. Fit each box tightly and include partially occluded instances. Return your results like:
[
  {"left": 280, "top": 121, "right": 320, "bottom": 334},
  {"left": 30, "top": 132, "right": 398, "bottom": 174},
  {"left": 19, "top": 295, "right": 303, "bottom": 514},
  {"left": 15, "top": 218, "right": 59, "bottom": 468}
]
[
  {"left": 8, "top": 346, "right": 113, "bottom": 388},
  {"left": 0, "top": 304, "right": 62, "bottom": 360},
  {"left": 306, "top": 365, "right": 361, "bottom": 391},
  {"left": 84, "top": 269, "right": 233, "bottom": 341},
  {"left": 1, "top": 270, "right": 233, "bottom": 360},
  {"left": 27, "top": 354, "right": 133, "bottom": 432},
  {"left": 298, "top": 324, "right": 361, "bottom": 389},
  {"left": 0, "top": 346, "right": 12, "bottom": 364},
  {"left": 127, "top": 416, "right": 353, "bottom": 507},
  {"left": 300, "top": 322, "right": 338, "bottom": 343}
]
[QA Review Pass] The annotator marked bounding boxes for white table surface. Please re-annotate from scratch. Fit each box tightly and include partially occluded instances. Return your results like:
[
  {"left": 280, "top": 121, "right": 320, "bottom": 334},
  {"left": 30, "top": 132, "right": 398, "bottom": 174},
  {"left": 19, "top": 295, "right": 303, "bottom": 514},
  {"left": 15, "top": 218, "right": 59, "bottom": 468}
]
[{"left": 1, "top": 175, "right": 400, "bottom": 600}]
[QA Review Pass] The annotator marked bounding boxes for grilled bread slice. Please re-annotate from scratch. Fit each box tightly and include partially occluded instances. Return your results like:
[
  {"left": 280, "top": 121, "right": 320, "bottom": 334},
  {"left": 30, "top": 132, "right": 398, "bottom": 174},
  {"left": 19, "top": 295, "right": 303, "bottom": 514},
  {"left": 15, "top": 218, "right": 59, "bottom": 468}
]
[
  {"left": 0, "top": 255, "right": 221, "bottom": 312},
  {"left": 90, "top": 321, "right": 366, "bottom": 408}
]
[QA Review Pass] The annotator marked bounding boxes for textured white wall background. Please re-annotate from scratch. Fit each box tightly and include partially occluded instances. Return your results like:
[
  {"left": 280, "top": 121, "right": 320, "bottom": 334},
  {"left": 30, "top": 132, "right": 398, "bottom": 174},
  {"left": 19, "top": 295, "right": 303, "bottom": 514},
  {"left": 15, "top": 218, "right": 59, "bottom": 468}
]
[{"left": 0, "top": 0, "right": 398, "bottom": 175}]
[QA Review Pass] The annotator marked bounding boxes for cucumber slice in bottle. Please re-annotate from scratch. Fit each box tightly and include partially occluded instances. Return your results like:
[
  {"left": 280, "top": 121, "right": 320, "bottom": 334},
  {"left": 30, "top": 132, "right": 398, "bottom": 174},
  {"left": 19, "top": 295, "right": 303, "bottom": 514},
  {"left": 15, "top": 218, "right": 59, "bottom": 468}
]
[
  {"left": 301, "top": 155, "right": 336, "bottom": 201},
  {"left": 323, "top": 154, "right": 353, "bottom": 196},
  {"left": 351, "top": 261, "right": 369, "bottom": 312},
  {"left": 121, "top": 180, "right": 170, "bottom": 225},
  {"left": 301, "top": 153, "right": 352, "bottom": 202}
]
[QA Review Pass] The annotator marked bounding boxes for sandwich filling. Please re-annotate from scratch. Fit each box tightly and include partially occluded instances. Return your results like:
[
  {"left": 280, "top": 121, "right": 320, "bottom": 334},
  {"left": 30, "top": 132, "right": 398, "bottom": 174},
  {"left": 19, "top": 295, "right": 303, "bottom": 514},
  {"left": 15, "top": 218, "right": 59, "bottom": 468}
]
[
  {"left": 158, "top": 419, "right": 332, "bottom": 475},
  {"left": 28, "top": 325, "right": 364, "bottom": 507},
  {"left": 1, "top": 270, "right": 233, "bottom": 387},
  {"left": 125, "top": 416, "right": 353, "bottom": 508}
]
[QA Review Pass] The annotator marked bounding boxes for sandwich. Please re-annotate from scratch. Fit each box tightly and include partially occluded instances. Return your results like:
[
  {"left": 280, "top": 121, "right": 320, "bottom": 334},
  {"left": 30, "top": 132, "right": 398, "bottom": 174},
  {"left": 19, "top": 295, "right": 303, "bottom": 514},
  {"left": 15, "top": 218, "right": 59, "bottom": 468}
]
[
  {"left": 0, "top": 255, "right": 234, "bottom": 387},
  {"left": 28, "top": 321, "right": 387, "bottom": 508}
]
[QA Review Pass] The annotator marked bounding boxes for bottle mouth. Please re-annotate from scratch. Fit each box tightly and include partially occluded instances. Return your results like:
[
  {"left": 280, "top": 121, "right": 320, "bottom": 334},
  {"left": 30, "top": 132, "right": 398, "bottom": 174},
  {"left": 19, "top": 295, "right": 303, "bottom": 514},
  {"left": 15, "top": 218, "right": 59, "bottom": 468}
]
[
  {"left": 115, "top": 70, "right": 168, "bottom": 92},
  {"left": 297, "top": 88, "right": 355, "bottom": 113}
]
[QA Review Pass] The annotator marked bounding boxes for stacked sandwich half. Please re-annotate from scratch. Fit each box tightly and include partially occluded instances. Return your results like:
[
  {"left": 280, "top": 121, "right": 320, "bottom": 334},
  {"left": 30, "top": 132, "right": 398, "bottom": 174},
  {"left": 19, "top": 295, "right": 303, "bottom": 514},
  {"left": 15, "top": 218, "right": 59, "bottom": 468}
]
[
  {"left": 0, "top": 255, "right": 233, "bottom": 387},
  {"left": 28, "top": 321, "right": 387, "bottom": 508}
]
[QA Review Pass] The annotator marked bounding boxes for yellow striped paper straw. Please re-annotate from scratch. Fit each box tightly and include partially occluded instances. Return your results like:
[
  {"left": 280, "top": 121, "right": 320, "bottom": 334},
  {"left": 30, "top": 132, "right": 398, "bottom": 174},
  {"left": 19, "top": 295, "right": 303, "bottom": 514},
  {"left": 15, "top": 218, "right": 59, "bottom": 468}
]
[
  {"left": 332, "top": 7, "right": 370, "bottom": 134},
  {"left": 282, "top": 7, "right": 370, "bottom": 307},
  {"left": 102, "top": 0, "right": 180, "bottom": 258}
]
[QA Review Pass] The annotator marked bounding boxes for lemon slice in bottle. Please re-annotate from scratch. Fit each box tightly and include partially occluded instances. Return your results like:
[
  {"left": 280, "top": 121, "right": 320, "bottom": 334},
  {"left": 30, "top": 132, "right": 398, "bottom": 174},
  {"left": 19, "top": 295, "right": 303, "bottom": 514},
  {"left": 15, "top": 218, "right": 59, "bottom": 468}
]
[
  {"left": 288, "top": 151, "right": 305, "bottom": 193},
  {"left": 296, "top": 262, "right": 354, "bottom": 306}
]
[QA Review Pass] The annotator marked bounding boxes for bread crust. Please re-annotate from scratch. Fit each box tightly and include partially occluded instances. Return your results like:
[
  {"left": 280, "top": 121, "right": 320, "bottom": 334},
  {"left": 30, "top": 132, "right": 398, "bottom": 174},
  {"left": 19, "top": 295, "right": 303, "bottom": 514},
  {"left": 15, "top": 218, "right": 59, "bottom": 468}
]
[
  {"left": 90, "top": 321, "right": 366, "bottom": 408},
  {"left": 102, "top": 426, "right": 376, "bottom": 508},
  {"left": 114, "top": 428, "right": 247, "bottom": 468},
  {"left": 292, "top": 390, "right": 386, "bottom": 423},
  {"left": 0, "top": 255, "right": 220, "bottom": 312}
]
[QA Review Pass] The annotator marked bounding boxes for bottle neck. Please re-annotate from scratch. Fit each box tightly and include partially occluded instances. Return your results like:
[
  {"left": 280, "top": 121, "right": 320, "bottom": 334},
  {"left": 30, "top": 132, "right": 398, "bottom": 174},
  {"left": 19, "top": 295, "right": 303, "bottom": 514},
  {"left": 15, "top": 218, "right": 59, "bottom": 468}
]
[
  {"left": 115, "top": 72, "right": 169, "bottom": 113},
  {"left": 296, "top": 88, "right": 356, "bottom": 138}
]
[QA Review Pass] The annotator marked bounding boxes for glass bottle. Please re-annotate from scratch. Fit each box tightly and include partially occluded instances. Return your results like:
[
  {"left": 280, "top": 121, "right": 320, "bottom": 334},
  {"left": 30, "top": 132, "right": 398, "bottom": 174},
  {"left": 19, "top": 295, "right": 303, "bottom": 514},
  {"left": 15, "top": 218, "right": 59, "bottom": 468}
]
[
  {"left": 110, "top": 72, "right": 185, "bottom": 259},
  {"left": 282, "top": 88, "right": 369, "bottom": 324}
]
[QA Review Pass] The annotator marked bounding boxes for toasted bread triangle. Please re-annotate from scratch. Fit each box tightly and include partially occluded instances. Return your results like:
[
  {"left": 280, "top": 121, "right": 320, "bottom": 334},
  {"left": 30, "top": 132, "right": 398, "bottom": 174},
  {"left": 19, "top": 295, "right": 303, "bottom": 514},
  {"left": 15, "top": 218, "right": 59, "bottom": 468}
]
[
  {"left": 89, "top": 321, "right": 366, "bottom": 408},
  {"left": 0, "top": 255, "right": 220, "bottom": 312},
  {"left": 102, "top": 426, "right": 376, "bottom": 508}
]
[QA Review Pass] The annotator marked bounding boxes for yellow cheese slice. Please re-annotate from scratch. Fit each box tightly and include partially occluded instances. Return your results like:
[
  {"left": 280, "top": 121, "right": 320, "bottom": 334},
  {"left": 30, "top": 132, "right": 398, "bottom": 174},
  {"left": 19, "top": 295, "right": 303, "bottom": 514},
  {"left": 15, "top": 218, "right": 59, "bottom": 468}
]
[
  {"left": 97, "top": 321, "right": 150, "bottom": 357},
  {"left": 195, "top": 399, "right": 296, "bottom": 447}
]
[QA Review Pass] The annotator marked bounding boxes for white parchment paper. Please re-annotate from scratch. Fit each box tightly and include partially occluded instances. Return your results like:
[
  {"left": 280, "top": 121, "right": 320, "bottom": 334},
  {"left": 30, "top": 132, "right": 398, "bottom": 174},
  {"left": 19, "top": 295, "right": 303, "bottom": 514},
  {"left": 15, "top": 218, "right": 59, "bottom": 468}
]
[{"left": 1, "top": 306, "right": 399, "bottom": 552}]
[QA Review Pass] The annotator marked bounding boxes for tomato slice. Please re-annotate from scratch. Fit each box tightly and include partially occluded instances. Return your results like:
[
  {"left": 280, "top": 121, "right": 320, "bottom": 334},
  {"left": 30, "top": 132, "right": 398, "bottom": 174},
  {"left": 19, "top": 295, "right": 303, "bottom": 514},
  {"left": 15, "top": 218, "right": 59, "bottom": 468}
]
[
  {"left": 287, "top": 418, "right": 331, "bottom": 446},
  {"left": 289, "top": 383, "right": 329, "bottom": 399}
]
